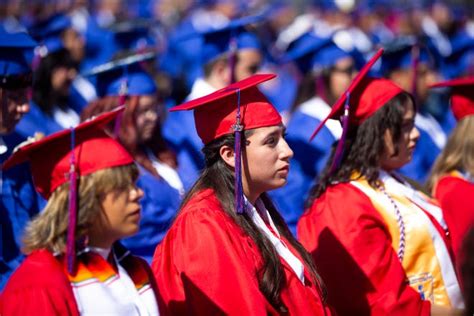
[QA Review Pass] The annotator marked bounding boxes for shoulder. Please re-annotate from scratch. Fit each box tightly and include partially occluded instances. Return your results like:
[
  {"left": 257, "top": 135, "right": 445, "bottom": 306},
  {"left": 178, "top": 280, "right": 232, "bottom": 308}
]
[
  {"left": 3, "top": 250, "right": 70, "bottom": 291},
  {"left": 435, "top": 173, "right": 474, "bottom": 201}
]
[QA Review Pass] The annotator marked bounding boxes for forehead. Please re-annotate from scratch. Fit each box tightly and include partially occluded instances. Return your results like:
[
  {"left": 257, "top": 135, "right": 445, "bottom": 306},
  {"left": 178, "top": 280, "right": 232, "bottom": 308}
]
[{"left": 247, "top": 124, "right": 284, "bottom": 137}]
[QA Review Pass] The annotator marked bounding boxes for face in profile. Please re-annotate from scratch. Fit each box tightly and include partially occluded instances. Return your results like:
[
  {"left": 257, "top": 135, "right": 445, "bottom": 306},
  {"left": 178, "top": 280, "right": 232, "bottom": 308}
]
[
  {"left": 97, "top": 176, "right": 144, "bottom": 245},
  {"left": 134, "top": 95, "right": 160, "bottom": 143},
  {"left": 241, "top": 124, "right": 293, "bottom": 197},
  {"left": 380, "top": 98, "right": 420, "bottom": 171},
  {"left": 0, "top": 87, "right": 30, "bottom": 134}
]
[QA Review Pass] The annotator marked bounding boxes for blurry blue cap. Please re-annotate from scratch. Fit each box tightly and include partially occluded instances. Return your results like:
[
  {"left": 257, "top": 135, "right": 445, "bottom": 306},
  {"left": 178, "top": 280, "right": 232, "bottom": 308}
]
[
  {"left": 85, "top": 52, "right": 157, "bottom": 97},
  {"left": 29, "top": 13, "right": 72, "bottom": 56},
  {"left": 443, "top": 33, "right": 474, "bottom": 78},
  {"left": 381, "top": 36, "right": 436, "bottom": 75},
  {"left": 195, "top": 15, "right": 263, "bottom": 64},
  {"left": 109, "top": 19, "right": 156, "bottom": 51},
  {"left": 283, "top": 32, "right": 351, "bottom": 74},
  {"left": 0, "top": 26, "right": 37, "bottom": 77}
]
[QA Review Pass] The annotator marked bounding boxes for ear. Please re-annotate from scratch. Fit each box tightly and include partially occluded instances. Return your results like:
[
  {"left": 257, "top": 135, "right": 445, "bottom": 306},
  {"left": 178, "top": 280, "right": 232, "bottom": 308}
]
[{"left": 219, "top": 144, "right": 235, "bottom": 168}]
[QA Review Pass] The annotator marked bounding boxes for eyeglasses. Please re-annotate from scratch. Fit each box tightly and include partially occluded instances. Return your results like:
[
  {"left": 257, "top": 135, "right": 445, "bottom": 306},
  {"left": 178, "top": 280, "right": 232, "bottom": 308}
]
[{"left": 0, "top": 73, "right": 33, "bottom": 90}]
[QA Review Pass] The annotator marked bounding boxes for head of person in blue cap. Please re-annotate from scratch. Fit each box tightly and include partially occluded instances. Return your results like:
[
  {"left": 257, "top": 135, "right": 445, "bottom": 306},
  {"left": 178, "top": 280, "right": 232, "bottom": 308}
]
[
  {"left": 82, "top": 52, "right": 174, "bottom": 175},
  {"left": 381, "top": 36, "right": 439, "bottom": 106},
  {"left": 197, "top": 16, "right": 263, "bottom": 92},
  {"left": 0, "top": 26, "right": 36, "bottom": 134},
  {"left": 30, "top": 13, "right": 84, "bottom": 64},
  {"left": 284, "top": 32, "right": 356, "bottom": 112}
]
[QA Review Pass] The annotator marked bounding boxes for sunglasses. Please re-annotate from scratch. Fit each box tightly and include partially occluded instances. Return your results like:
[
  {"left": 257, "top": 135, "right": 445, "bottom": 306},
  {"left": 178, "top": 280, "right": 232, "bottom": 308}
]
[{"left": 0, "top": 73, "right": 33, "bottom": 90}]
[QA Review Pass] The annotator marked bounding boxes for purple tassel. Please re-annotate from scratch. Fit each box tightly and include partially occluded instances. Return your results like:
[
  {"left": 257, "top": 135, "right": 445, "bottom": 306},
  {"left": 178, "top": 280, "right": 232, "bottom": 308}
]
[
  {"left": 66, "top": 127, "right": 78, "bottom": 274},
  {"left": 329, "top": 92, "right": 350, "bottom": 175},
  {"left": 411, "top": 44, "right": 420, "bottom": 106},
  {"left": 233, "top": 89, "right": 245, "bottom": 214}
]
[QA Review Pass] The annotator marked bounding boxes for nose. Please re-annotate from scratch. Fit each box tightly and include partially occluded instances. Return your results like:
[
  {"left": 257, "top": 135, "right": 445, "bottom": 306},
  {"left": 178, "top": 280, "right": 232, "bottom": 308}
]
[
  {"left": 130, "top": 186, "right": 144, "bottom": 201},
  {"left": 411, "top": 125, "right": 420, "bottom": 143},
  {"left": 280, "top": 138, "right": 294, "bottom": 160}
]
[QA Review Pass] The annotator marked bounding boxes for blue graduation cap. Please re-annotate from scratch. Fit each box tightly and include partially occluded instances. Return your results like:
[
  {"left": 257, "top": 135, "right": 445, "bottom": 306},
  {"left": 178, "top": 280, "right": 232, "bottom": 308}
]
[
  {"left": 380, "top": 36, "right": 437, "bottom": 75},
  {"left": 84, "top": 52, "right": 157, "bottom": 98},
  {"left": 197, "top": 15, "right": 263, "bottom": 65},
  {"left": 108, "top": 19, "right": 156, "bottom": 52},
  {"left": 282, "top": 32, "right": 351, "bottom": 74},
  {"left": 0, "top": 26, "right": 37, "bottom": 87},
  {"left": 29, "top": 13, "right": 72, "bottom": 57},
  {"left": 443, "top": 33, "right": 474, "bottom": 79}
]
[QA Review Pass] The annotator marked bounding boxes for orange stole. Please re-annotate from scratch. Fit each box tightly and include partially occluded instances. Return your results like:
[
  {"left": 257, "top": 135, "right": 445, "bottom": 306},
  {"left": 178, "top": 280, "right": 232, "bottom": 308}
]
[{"left": 350, "top": 178, "right": 461, "bottom": 307}]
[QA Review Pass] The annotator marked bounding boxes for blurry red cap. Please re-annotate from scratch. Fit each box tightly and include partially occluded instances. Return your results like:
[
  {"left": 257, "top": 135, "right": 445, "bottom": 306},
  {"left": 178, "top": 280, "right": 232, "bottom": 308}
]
[{"left": 430, "top": 77, "right": 474, "bottom": 121}]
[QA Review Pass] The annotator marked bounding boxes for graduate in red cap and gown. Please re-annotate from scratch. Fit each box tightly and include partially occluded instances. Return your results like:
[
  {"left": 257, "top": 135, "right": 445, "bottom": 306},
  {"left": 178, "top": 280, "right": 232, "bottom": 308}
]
[
  {"left": 152, "top": 74, "right": 333, "bottom": 315},
  {"left": 297, "top": 49, "right": 464, "bottom": 315},
  {"left": 1, "top": 108, "right": 161, "bottom": 315},
  {"left": 427, "top": 77, "right": 474, "bottom": 277}
]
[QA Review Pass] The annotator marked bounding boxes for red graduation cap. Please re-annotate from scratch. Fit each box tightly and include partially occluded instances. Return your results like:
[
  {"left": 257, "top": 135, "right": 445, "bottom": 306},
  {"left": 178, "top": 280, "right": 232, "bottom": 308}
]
[
  {"left": 309, "top": 48, "right": 404, "bottom": 141},
  {"left": 429, "top": 77, "right": 474, "bottom": 121},
  {"left": 309, "top": 48, "right": 406, "bottom": 173},
  {"left": 3, "top": 106, "right": 134, "bottom": 199},
  {"left": 170, "top": 73, "right": 281, "bottom": 144},
  {"left": 170, "top": 73, "right": 281, "bottom": 214},
  {"left": 3, "top": 106, "right": 133, "bottom": 274}
]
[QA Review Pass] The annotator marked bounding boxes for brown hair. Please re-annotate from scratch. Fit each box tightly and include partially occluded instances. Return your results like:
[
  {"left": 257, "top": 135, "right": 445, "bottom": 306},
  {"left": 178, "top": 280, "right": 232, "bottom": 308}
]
[
  {"left": 426, "top": 116, "right": 474, "bottom": 192},
  {"left": 22, "top": 164, "right": 139, "bottom": 254}
]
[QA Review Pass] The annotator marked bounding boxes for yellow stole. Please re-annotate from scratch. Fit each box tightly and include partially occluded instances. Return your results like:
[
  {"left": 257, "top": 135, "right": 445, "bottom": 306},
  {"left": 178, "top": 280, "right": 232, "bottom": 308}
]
[{"left": 350, "top": 172, "right": 463, "bottom": 308}]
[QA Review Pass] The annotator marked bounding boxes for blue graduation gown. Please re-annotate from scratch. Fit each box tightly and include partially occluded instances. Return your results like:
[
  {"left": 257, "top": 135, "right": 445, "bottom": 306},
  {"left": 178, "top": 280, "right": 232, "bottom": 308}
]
[
  {"left": 121, "top": 166, "right": 181, "bottom": 263},
  {"left": 269, "top": 105, "right": 337, "bottom": 235},
  {"left": 15, "top": 101, "right": 65, "bottom": 138},
  {"left": 162, "top": 110, "right": 204, "bottom": 190},
  {"left": 0, "top": 132, "right": 41, "bottom": 290}
]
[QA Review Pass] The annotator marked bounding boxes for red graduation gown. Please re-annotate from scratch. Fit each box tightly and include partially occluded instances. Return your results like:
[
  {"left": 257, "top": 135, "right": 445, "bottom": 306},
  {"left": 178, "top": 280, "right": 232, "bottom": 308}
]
[
  {"left": 152, "top": 189, "right": 332, "bottom": 315},
  {"left": 297, "top": 183, "right": 431, "bottom": 316},
  {"left": 435, "top": 174, "right": 474, "bottom": 273},
  {"left": 0, "top": 249, "right": 79, "bottom": 316}
]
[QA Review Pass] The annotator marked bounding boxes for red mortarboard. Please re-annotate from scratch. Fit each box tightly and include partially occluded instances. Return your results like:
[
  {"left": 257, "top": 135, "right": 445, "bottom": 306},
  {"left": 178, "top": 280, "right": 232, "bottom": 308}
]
[
  {"left": 3, "top": 107, "right": 134, "bottom": 199},
  {"left": 170, "top": 73, "right": 281, "bottom": 144},
  {"left": 430, "top": 77, "right": 474, "bottom": 121},
  {"left": 309, "top": 48, "right": 405, "bottom": 141}
]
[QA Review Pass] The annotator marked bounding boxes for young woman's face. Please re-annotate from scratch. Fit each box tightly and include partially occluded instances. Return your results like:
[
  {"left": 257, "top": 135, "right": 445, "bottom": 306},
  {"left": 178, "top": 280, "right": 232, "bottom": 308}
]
[
  {"left": 0, "top": 88, "right": 30, "bottom": 133},
  {"left": 328, "top": 57, "right": 356, "bottom": 101},
  {"left": 380, "top": 99, "right": 420, "bottom": 170},
  {"left": 98, "top": 181, "right": 144, "bottom": 245},
  {"left": 135, "top": 95, "right": 159, "bottom": 143},
  {"left": 242, "top": 124, "right": 293, "bottom": 200},
  {"left": 51, "top": 66, "right": 77, "bottom": 97}
]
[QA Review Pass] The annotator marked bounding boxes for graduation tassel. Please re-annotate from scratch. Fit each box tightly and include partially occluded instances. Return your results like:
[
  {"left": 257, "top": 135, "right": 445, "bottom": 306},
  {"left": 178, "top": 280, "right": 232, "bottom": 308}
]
[
  {"left": 329, "top": 92, "right": 350, "bottom": 175},
  {"left": 66, "top": 127, "right": 78, "bottom": 275},
  {"left": 228, "top": 30, "right": 238, "bottom": 84},
  {"left": 233, "top": 89, "right": 245, "bottom": 214},
  {"left": 411, "top": 43, "right": 420, "bottom": 107}
]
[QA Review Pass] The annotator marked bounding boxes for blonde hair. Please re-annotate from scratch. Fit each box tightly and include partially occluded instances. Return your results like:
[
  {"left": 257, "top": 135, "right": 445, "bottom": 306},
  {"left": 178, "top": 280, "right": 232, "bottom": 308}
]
[
  {"left": 426, "top": 116, "right": 474, "bottom": 192},
  {"left": 22, "top": 164, "right": 139, "bottom": 254}
]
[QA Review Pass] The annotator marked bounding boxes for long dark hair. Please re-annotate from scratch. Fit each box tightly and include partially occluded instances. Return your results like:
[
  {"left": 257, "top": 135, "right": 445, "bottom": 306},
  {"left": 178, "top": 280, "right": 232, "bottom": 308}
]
[
  {"left": 181, "top": 131, "right": 326, "bottom": 312},
  {"left": 306, "top": 92, "right": 412, "bottom": 207},
  {"left": 32, "top": 48, "right": 77, "bottom": 115},
  {"left": 290, "top": 70, "right": 331, "bottom": 114}
]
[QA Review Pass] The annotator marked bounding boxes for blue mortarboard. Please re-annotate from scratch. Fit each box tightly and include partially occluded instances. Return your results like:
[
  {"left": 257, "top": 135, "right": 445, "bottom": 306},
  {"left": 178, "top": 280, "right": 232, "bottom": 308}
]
[
  {"left": 109, "top": 19, "right": 156, "bottom": 52},
  {"left": 443, "top": 33, "right": 474, "bottom": 78},
  {"left": 283, "top": 32, "right": 351, "bottom": 74},
  {"left": 84, "top": 52, "right": 157, "bottom": 98},
  {"left": 380, "top": 36, "right": 435, "bottom": 75},
  {"left": 198, "top": 15, "right": 263, "bottom": 64},
  {"left": 29, "top": 13, "right": 72, "bottom": 56},
  {"left": 0, "top": 26, "right": 37, "bottom": 78}
]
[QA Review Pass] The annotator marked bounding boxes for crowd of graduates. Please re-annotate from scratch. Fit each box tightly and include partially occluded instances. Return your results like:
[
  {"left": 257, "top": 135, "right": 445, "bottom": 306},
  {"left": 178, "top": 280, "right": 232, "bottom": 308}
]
[{"left": 1, "top": 0, "right": 474, "bottom": 315}]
